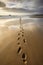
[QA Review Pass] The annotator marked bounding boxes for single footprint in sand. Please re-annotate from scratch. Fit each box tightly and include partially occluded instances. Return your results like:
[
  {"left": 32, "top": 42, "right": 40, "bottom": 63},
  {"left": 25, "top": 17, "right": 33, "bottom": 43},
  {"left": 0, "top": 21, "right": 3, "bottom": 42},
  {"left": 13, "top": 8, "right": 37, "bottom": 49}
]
[
  {"left": 23, "top": 39, "right": 26, "bottom": 43},
  {"left": 17, "top": 47, "right": 22, "bottom": 54},
  {"left": 17, "top": 42, "right": 20, "bottom": 45},
  {"left": 22, "top": 53, "right": 26, "bottom": 59},
  {"left": 17, "top": 42, "right": 21, "bottom": 46},
  {"left": 17, "top": 37, "right": 20, "bottom": 40},
  {"left": 22, "top": 34, "right": 24, "bottom": 37},
  {"left": 22, "top": 53, "right": 27, "bottom": 64},
  {"left": 18, "top": 33, "right": 20, "bottom": 36}
]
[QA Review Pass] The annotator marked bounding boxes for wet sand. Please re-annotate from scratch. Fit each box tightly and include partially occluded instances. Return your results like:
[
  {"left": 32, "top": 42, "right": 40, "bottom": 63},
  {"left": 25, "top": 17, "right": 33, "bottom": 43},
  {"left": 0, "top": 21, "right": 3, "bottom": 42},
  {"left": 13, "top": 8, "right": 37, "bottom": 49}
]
[{"left": 0, "top": 19, "right": 43, "bottom": 65}]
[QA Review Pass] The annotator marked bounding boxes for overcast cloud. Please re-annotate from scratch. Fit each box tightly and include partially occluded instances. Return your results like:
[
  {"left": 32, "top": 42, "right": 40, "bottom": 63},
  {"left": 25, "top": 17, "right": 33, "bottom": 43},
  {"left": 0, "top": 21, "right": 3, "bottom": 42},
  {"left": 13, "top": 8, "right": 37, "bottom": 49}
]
[
  {"left": 0, "top": 1, "right": 6, "bottom": 7},
  {"left": 0, "top": 0, "right": 43, "bottom": 14}
]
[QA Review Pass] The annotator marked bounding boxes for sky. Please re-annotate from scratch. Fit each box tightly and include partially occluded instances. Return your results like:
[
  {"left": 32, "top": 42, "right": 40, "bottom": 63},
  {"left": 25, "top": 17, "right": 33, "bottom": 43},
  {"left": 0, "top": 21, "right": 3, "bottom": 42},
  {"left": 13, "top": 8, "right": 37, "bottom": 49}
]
[
  {"left": 0, "top": 0, "right": 32, "bottom": 15},
  {"left": 0, "top": 0, "right": 43, "bottom": 15}
]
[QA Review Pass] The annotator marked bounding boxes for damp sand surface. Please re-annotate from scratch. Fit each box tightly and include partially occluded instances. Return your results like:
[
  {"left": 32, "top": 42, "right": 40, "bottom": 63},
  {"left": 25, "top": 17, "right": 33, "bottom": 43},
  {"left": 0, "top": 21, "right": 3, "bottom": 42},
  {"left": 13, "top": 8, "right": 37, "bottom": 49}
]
[{"left": 0, "top": 19, "right": 43, "bottom": 65}]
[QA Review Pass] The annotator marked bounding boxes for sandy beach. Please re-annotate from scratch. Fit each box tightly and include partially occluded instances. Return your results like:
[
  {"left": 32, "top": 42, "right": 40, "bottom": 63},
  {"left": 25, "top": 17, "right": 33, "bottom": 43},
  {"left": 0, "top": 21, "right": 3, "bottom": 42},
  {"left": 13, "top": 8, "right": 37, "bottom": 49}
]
[{"left": 0, "top": 18, "right": 43, "bottom": 65}]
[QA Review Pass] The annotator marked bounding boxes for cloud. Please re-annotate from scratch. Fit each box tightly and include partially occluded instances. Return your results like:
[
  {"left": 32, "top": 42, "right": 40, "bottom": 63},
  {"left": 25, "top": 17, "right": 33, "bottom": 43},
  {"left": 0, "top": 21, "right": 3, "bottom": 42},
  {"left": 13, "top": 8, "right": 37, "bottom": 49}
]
[
  {"left": 7, "top": 0, "right": 30, "bottom": 3},
  {"left": 0, "top": 1, "right": 6, "bottom": 7}
]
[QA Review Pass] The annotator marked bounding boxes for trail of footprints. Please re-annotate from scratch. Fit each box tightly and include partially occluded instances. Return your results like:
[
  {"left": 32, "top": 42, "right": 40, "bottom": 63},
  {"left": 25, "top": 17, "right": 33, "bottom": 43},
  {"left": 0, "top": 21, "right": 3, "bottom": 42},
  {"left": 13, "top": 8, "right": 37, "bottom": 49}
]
[{"left": 17, "top": 28, "right": 27, "bottom": 64}]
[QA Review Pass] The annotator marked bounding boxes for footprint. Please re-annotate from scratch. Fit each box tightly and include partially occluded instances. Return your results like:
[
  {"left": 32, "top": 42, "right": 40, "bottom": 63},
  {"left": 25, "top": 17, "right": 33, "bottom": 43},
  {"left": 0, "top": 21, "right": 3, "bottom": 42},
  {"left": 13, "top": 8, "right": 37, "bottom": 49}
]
[
  {"left": 17, "top": 37, "right": 20, "bottom": 40},
  {"left": 17, "top": 42, "right": 20, "bottom": 45},
  {"left": 22, "top": 53, "right": 25, "bottom": 59},
  {"left": 22, "top": 53, "right": 27, "bottom": 64},
  {"left": 17, "top": 47, "right": 22, "bottom": 54},
  {"left": 18, "top": 33, "right": 20, "bottom": 36},
  {"left": 22, "top": 34, "right": 24, "bottom": 37},
  {"left": 23, "top": 39, "right": 26, "bottom": 43}
]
